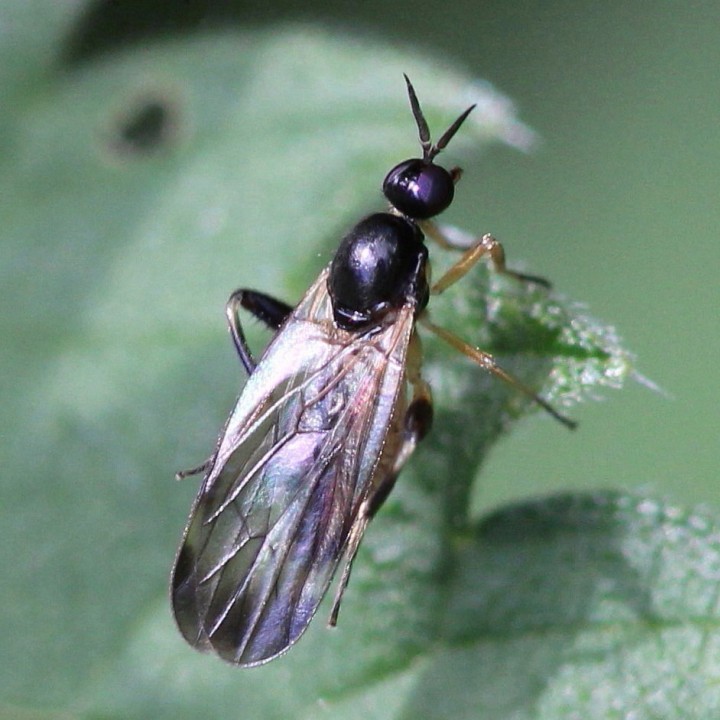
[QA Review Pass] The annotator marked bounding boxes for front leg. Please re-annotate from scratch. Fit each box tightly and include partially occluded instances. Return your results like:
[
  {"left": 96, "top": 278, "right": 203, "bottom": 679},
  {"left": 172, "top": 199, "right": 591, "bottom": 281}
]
[{"left": 420, "top": 220, "right": 551, "bottom": 292}]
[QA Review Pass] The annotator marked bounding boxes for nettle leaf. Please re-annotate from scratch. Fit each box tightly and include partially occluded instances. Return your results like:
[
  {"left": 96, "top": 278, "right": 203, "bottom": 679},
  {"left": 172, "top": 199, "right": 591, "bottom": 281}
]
[
  {"left": 414, "top": 492, "right": 720, "bottom": 720},
  {"left": 102, "top": 492, "right": 720, "bottom": 720}
]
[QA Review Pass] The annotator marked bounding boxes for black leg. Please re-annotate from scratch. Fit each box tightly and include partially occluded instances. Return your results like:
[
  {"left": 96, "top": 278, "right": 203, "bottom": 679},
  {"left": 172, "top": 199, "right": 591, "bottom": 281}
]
[
  {"left": 177, "top": 291, "right": 293, "bottom": 482},
  {"left": 225, "top": 289, "right": 294, "bottom": 375},
  {"left": 236, "top": 290, "right": 294, "bottom": 330},
  {"left": 175, "top": 456, "right": 215, "bottom": 481}
]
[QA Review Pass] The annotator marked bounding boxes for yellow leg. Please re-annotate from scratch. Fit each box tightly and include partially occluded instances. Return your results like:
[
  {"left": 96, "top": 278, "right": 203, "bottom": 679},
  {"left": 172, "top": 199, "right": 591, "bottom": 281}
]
[
  {"left": 421, "top": 221, "right": 550, "bottom": 293},
  {"left": 420, "top": 316, "right": 577, "bottom": 430}
]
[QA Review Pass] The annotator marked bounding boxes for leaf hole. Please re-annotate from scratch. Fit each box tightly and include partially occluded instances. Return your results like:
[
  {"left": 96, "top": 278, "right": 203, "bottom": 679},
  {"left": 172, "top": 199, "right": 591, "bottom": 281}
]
[{"left": 109, "top": 94, "right": 180, "bottom": 157}]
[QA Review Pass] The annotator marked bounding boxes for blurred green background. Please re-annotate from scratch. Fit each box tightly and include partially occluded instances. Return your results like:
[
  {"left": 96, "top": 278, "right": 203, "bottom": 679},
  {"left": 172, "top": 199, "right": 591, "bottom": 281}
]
[{"left": 2, "top": 1, "right": 718, "bottom": 718}]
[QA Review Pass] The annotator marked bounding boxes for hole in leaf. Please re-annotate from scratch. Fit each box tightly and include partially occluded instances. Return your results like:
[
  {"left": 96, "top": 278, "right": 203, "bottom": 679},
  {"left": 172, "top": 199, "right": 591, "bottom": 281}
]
[{"left": 109, "top": 96, "right": 180, "bottom": 157}]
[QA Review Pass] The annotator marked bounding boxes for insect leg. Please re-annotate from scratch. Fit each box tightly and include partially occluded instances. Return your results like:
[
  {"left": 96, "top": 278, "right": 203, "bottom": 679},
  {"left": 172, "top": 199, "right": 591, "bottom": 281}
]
[
  {"left": 418, "top": 224, "right": 573, "bottom": 427},
  {"left": 328, "top": 334, "right": 433, "bottom": 626},
  {"left": 420, "top": 316, "right": 577, "bottom": 430},
  {"left": 379, "top": 331, "right": 434, "bottom": 489},
  {"left": 421, "top": 221, "right": 551, "bottom": 291},
  {"left": 176, "top": 291, "right": 294, "bottom": 480},
  {"left": 327, "top": 505, "right": 371, "bottom": 627},
  {"left": 225, "top": 289, "right": 293, "bottom": 374},
  {"left": 232, "top": 290, "right": 294, "bottom": 330},
  {"left": 175, "top": 459, "right": 214, "bottom": 481}
]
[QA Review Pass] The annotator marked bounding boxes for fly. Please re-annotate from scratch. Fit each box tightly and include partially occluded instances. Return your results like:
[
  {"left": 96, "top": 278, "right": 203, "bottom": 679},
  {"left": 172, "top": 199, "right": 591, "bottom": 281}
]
[{"left": 170, "top": 75, "right": 576, "bottom": 667}]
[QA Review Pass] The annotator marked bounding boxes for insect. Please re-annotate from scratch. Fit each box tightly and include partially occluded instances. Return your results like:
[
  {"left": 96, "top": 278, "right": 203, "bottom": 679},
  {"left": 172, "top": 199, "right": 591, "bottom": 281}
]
[{"left": 171, "top": 76, "right": 575, "bottom": 667}]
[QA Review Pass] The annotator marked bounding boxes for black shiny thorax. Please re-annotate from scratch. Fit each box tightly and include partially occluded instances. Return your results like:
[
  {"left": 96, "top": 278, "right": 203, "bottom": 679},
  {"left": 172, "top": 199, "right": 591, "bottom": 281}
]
[{"left": 328, "top": 213, "right": 429, "bottom": 331}]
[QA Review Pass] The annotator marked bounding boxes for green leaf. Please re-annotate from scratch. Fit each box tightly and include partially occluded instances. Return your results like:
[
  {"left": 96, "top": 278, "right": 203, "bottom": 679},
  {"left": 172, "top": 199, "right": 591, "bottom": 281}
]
[
  {"left": 95, "top": 492, "right": 720, "bottom": 720},
  {"left": 418, "top": 492, "right": 720, "bottom": 719}
]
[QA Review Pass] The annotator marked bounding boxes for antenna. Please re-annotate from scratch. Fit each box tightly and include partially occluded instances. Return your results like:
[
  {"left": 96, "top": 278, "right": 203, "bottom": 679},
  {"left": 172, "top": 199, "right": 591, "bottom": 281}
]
[{"left": 403, "top": 74, "right": 476, "bottom": 162}]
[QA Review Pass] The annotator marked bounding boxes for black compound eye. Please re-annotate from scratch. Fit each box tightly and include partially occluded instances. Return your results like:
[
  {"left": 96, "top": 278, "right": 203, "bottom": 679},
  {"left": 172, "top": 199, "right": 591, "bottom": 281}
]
[{"left": 382, "top": 158, "right": 455, "bottom": 219}]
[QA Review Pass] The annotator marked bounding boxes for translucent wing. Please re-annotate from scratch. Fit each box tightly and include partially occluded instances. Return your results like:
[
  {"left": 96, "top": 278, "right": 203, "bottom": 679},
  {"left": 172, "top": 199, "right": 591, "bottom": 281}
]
[{"left": 171, "top": 269, "right": 415, "bottom": 666}]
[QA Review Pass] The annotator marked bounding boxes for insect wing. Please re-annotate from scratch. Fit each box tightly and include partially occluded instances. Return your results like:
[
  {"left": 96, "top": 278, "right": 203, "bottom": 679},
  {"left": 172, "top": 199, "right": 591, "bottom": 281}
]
[{"left": 172, "top": 269, "right": 415, "bottom": 666}]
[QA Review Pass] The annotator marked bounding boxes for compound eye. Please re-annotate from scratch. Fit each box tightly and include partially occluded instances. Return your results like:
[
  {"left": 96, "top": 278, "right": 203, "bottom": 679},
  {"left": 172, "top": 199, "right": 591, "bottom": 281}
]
[{"left": 382, "top": 158, "right": 455, "bottom": 219}]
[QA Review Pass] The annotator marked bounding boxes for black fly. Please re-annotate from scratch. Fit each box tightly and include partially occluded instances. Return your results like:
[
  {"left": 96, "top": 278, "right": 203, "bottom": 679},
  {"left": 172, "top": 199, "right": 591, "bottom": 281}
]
[{"left": 171, "top": 75, "right": 575, "bottom": 667}]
